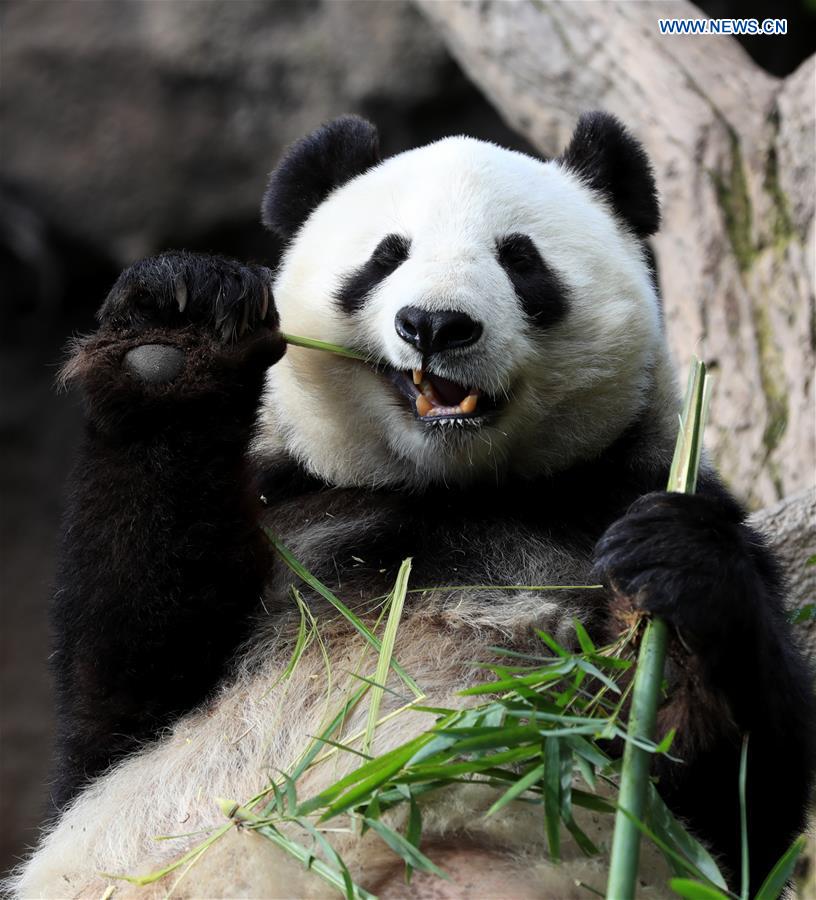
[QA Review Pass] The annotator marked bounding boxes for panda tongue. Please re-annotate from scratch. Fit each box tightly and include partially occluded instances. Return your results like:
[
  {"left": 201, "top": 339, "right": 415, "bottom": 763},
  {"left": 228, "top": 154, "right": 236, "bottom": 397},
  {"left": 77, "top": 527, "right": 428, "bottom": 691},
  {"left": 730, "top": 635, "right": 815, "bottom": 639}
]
[{"left": 425, "top": 372, "right": 469, "bottom": 406}]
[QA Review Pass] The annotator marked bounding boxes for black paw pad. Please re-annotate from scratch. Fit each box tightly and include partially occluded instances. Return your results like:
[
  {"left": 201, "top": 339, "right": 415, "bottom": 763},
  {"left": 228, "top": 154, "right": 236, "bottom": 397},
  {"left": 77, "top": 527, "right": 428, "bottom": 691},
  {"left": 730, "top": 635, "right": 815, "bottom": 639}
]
[{"left": 123, "top": 344, "right": 186, "bottom": 384}]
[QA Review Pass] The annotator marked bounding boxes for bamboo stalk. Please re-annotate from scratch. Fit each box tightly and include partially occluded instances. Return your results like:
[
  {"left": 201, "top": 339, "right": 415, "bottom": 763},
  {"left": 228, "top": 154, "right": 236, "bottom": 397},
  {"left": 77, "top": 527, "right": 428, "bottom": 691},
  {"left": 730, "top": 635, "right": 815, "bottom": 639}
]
[
  {"left": 606, "top": 359, "right": 711, "bottom": 899},
  {"left": 281, "top": 332, "right": 370, "bottom": 362}
]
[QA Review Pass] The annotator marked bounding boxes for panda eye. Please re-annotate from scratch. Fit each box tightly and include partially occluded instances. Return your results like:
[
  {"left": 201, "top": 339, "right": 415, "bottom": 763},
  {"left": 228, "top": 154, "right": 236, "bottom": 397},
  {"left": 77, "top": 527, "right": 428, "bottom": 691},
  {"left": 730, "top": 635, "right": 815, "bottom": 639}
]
[
  {"left": 496, "top": 233, "right": 570, "bottom": 330},
  {"left": 496, "top": 233, "right": 539, "bottom": 273},
  {"left": 371, "top": 234, "right": 411, "bottom": 268},
  {"left": 335, "top": 233, "right": 411, "bottom": 315}
]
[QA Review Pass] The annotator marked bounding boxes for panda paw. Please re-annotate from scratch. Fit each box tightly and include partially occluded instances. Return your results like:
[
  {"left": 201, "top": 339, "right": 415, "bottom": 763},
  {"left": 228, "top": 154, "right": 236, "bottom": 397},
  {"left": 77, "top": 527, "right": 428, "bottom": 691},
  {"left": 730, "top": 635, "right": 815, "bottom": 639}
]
[
  {"left": 98, "top": 251, "right": 280, "bottom": 348},
  {"left": 592, "top": 491, "right": 762, "bottom": 651},
  {"left": 64, "top": 252, "right": 285, "bottom": 432}
]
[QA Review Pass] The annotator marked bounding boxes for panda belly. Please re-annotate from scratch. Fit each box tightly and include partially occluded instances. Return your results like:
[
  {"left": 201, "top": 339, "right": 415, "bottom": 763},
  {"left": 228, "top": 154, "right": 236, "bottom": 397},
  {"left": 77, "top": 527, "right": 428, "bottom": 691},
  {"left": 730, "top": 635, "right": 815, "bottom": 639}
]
[{"left": 13, "top": 599, "right": 672, "bottom": 900}]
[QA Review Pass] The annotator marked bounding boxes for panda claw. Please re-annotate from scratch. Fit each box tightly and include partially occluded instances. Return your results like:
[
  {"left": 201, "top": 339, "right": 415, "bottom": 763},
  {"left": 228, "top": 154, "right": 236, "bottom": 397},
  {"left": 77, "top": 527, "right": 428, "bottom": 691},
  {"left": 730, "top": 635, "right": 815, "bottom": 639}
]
[
  {"left": 174, "top": 275, "right": 188, "bottom": 314},
  {"left": 239, "top": 301, "right": 251, "bottom": 337},
  {"left": 260, "top": 284, "right": 270, "bottom": 323}
]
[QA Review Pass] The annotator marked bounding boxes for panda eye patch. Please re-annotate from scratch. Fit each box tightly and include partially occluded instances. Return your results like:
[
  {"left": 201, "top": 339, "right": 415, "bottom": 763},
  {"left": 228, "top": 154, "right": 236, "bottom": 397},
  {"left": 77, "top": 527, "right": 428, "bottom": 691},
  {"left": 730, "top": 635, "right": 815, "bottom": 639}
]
[
  {"left": 335, "top": 234, "right": 411, "bottom": 314},
  {"left": 496, "top": 233, "right": 569, "bottom": 330}
]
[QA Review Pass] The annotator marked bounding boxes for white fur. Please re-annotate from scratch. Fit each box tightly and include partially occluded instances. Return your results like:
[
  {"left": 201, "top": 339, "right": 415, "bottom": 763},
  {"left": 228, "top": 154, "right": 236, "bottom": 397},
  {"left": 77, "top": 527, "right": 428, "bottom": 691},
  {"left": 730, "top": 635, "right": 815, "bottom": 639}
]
[{"left": 257, "top": 136, "right": 674, "bottom": 489}]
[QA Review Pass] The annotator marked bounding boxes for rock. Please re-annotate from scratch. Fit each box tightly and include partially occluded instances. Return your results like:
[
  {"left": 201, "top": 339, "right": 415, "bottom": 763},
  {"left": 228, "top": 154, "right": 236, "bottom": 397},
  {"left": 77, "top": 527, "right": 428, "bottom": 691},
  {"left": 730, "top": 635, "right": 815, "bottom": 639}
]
[
  {"left": 1, "top": 0, "right": 526, "bottom": 264},
  {"left": 749, "top": 488, "right": 816, "bottom": 651}
]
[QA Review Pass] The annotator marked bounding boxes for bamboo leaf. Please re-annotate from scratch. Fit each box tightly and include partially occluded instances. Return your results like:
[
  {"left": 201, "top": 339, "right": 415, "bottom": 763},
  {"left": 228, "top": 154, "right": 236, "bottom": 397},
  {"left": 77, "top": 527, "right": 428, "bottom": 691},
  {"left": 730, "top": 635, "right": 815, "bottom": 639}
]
[
  {"left": 655, "top": 728, "right": 677, "bottom": 755},
  {"left": 575, "top": 658, "right": 622, "bottom": 694},
  {"left": 543, "top": 737, "right": 562, "bottom": 861},
  {"left": 646, "top": 785, "right": 728, "bottom": 890},
  {"left": 221, "top": 806, "right": 373, "bottom": 900},
  {"left": 485, "top": 763, "right": 546, "bottom": 817},
  {"left": 668, "top": 879, "right": 730, "bottom": 900},
  {"left": 753, "top": 836, "right": 805, "bottom": 900},
  {"left": 616, "top": 805, "right": 726, "bottom": 891},
  {"left": 295, "top": 818, "right": 361, "bottom": 900},
  {"left": 571, "top": 790, "right": 616, "bottom": 814},
  {"left": 573, "top": 619, "right": 597, "bottom": 655},
  {"left": 363, "top": 559, "right": 412, "bottom": 758},
  {"left": 405, "top": 789, "right": 423, "bottom": 883},
  {"left": 536, "top": 630, "right": 571, "bottom": 657},
  {"left": 317, "top": 742, "right": 430, "bottom": 819},
  {"left": 363, "top": 818, "right": 448, "bottom": 879}
]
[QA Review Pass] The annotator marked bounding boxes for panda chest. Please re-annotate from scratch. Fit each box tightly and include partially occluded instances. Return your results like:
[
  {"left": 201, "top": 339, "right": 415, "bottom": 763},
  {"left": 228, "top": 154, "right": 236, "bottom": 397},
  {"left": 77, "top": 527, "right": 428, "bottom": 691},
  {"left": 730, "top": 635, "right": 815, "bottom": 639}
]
[{"left": 262, "top": 489, "right": 598, "bottom": 645}]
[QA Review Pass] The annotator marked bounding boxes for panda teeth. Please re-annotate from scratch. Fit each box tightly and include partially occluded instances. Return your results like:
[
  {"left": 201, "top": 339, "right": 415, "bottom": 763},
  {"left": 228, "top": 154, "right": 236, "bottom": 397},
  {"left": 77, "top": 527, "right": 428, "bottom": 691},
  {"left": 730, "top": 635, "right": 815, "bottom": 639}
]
[
  {"left": 413, "top": 371, "right": 481, "bottom": 419},
  {"left": 416, "top": 394, "right": 434, "bottom": 417}
]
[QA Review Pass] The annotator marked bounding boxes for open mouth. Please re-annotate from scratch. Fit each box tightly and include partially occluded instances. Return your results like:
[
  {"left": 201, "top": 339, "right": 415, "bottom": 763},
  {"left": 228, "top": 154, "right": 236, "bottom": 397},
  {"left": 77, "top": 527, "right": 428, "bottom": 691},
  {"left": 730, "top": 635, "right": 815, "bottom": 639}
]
[{"left": 387, "top": 367, "right": 497, "bottom": 425}]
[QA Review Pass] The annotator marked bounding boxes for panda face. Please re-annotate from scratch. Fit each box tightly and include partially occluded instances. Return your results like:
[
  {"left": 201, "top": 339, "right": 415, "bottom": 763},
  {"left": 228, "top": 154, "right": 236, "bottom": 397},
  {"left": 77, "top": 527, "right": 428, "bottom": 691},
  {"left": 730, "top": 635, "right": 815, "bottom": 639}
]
[{"left": 260, "top": 127, "right": 667, "bottom": 489}]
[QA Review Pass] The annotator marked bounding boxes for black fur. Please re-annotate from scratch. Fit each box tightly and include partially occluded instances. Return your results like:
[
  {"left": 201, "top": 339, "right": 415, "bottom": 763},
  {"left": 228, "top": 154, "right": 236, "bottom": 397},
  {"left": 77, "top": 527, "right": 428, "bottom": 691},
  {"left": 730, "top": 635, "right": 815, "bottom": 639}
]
[
  {"left": 262, "top": 115, "right": 381, "bottom": 239},
  {"left": 51, "top": 252, "right": 285, "bottom": 806},
  {"left": 593, "top": 491, "right": 815, "bottom": 890},
  {"left": 335, "top": 233, "right": 410, "bottom": 314},
  {"left": 496, "top": 233, "right": 569, "bottom": 329},
  {"left": 559, "top": 112, "right": 660, "bottom": 237}
]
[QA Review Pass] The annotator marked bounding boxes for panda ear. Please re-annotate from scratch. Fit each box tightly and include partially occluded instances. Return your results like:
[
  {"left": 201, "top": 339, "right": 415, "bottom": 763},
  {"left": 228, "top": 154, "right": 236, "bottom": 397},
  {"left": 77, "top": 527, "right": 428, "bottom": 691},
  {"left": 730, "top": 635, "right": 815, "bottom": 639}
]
[
  {"left": 558, "top": 112, "right": 660, "bottom": 237},
  {"left": 261, "top": 116, "right": 381, "bottom": 239}
]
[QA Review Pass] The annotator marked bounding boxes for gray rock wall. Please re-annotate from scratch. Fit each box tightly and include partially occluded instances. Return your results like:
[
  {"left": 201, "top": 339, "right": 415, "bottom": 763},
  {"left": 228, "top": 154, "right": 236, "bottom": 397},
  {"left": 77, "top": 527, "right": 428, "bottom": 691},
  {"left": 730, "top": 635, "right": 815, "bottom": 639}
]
[{"left": 2, "top": 0, "right": 528, "bottom": 263}]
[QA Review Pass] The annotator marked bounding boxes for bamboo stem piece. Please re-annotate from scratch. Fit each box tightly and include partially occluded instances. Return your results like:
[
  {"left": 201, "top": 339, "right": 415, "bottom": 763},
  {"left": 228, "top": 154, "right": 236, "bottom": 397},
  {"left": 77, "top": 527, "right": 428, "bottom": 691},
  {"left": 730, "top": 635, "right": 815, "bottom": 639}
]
[
  {"left": 606, "top": 359, "right": 711, "bottom": 899},
  {"left": 281, "top": 332, "right": 369, "bottom": 362}
]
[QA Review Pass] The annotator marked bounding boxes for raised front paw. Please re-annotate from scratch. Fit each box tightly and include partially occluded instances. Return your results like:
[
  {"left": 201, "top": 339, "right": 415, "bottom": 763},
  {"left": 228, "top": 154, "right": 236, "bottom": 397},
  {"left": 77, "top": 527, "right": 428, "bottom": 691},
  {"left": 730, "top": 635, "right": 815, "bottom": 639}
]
[
  {"left": 592, "top": 491, "right": 760, "bottom": 649},
  {"left": 64, "top": 252, "right": 286, "bottom": 432},
  {"left": 99, "top": 251, "right": 278, "bottom": 343}
]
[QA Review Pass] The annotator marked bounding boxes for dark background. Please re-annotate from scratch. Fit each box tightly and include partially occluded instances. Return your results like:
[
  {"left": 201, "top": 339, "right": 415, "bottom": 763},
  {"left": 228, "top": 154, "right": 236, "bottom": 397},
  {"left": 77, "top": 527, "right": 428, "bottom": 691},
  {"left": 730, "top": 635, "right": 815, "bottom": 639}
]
[{"left": 1, "top": 0, "right": 813, "bottom": 876}]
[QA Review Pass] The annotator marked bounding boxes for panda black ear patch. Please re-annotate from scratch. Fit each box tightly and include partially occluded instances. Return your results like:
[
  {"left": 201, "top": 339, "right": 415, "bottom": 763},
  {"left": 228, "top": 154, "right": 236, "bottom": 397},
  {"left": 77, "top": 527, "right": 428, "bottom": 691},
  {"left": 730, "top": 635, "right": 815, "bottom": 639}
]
[
  {"left": 261, "top": 116, "right": 381, "bottom": 239},
  {"left": 558, "top": 112, "right": 660, "bottom": 237}
]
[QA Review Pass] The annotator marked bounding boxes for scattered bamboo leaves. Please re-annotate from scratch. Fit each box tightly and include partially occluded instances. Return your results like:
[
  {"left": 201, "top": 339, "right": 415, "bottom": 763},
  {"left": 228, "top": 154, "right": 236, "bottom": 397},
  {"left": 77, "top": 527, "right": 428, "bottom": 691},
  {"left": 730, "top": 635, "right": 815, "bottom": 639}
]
[
  {"left": 213, "top": 620, "right": 725, "bottom": 900},
  {"left": 126, "top": 604, "right": 734, "bottom": 900},
  {"left": 264, "top": 529, "right": 422, "bottom": 698}
]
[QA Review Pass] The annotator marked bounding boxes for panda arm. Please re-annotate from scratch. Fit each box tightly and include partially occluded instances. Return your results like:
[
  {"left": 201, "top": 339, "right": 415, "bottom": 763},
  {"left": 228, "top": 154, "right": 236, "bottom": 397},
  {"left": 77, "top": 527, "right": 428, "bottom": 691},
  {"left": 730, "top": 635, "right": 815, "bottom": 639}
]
[
  {"left": 593, "top": 487, "right": 815, "bottom": 890},
  {"left": 50, "top": 253, "right": 285, "bottom": 809}
]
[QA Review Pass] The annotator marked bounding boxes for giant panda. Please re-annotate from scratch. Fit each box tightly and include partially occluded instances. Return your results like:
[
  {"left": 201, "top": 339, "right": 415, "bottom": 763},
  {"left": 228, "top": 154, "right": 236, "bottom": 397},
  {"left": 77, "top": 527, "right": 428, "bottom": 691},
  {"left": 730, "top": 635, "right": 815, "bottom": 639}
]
[{"left": 10, "top": 114, "right": 814, "bottom": 899}]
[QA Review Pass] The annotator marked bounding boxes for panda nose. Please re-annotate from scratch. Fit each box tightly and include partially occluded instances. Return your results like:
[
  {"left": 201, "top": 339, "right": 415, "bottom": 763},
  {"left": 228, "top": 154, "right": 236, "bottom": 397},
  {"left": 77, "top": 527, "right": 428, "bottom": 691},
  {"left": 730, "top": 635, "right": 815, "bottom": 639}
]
[{"left": 394, "top": 306, "right": 483, "bottom": 355}]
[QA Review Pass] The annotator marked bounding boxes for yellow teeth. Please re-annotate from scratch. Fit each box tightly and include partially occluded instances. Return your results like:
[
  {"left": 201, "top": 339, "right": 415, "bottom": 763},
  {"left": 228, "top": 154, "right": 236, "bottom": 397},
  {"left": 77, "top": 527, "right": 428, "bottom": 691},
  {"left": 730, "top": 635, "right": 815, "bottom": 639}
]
[
  {"left": 411, "top": 370, "right": 481, "bottom": 419},
  {"left": 416, "top": 395, "right": 434, "bottom": 417}
]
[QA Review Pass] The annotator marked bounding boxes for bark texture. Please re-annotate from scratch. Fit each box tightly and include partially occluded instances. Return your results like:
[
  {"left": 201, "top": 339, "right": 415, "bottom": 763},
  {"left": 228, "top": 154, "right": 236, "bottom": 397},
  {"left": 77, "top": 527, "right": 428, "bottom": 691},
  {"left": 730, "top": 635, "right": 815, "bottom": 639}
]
[{"left": 418, "top": 0, "right": 815, "bottom": 508}]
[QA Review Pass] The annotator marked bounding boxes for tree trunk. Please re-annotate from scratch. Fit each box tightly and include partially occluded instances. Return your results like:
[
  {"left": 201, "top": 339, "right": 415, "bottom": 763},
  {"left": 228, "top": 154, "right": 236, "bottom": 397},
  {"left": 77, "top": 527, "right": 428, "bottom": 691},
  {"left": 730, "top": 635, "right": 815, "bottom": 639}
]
[{"left": 417, "top": 0, "right": 815, "bottom": 508}]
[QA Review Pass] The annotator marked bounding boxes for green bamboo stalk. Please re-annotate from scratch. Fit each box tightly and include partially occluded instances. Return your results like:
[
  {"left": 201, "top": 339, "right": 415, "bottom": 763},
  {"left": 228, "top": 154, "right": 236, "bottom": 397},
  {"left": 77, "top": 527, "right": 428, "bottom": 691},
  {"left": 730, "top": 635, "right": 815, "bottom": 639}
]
[
  {"left": 606, "top": 358, "right": 711, "bottom": 899},
  {"left": 281, "top": 332, "right": 370, "bottom": 362}
]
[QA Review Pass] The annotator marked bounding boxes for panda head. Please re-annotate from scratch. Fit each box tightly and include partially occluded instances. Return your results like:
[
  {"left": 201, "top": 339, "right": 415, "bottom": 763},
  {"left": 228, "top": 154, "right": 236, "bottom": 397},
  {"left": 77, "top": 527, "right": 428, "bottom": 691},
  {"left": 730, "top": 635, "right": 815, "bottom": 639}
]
[{"left": 258, "top": 113, "right": 674, "bottom": 489}]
